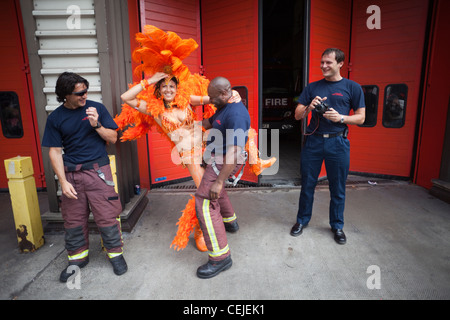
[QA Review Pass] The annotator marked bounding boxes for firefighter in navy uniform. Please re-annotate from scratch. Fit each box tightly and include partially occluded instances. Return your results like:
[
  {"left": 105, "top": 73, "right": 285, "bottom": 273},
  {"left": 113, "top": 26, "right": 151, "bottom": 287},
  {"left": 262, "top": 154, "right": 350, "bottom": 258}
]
[
  {"left": 42, "top": 72, "right": 127, "bottom": 282},
  {"left": 195, "top": 77, "right": 250, "bottom": 279},
  {"left": 291, "top": 48, "right": 366, "bottom": 244}
]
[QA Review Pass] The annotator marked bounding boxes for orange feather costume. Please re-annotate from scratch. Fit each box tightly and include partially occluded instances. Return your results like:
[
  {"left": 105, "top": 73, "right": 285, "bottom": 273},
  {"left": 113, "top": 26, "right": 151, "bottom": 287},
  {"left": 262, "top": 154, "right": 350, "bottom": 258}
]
[{"left": 114, "top": 25, "right": 275, "bottom": 251}]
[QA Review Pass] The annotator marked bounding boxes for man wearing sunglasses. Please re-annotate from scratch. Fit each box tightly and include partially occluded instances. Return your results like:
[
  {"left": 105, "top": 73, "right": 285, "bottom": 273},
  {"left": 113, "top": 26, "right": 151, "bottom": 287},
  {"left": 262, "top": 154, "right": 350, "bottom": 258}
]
[{"left": 42, "top": 72, "right": 127, "bottom": 282}]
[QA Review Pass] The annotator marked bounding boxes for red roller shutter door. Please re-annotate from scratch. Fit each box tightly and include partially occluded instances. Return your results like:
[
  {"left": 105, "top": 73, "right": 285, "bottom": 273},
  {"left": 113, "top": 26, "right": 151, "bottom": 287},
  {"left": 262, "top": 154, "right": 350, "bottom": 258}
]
[
  {"left": 308, "top": 0, "right": 352, "bottom": 178},
  {"left": 201, "top": 0, "right": 260, "bottom": 184},
  {"left": 139, "top": 0, "right": 201, "bottom": 186},
  {"left": 348, "top": 0, "right": 430, "bottom": 178},
  {"left": 0, "top": 0, "right": 44, "bottom": 189}
]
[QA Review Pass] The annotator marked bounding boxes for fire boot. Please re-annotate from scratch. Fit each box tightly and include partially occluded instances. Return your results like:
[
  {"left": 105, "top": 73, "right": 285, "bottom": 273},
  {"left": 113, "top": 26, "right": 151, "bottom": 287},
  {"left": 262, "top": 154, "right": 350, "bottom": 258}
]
[
  {"left": 109, "top": 255, "right": 128, "bottom": 276},
  {"left": 60, "top": 257, "right": 89, "bottom": 283},
  {"left": 194, "top": 222, "right": 208, "bottom": 252}
]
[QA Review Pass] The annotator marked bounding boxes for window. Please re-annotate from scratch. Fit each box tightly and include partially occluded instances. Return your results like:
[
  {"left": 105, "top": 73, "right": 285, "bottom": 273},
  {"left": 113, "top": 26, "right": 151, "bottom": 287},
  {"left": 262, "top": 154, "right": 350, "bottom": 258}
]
[
  {"left": 0, "top": 91, "right": 24, "bottom": 138},
  {"left": 382, "top": 84, "right": 408, "bottom": 128},
  {"left": 232, "top": 86, "right": 248, "bottom": 109},
  {"left": 360, "top": 85, "right": 379, "bottom": 127}
]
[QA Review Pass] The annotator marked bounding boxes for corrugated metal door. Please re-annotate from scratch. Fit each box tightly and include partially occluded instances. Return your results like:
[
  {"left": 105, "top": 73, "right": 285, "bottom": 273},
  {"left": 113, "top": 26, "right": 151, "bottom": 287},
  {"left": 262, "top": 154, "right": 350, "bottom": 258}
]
[
  {"left": 32, "top": 0, "right": 102, "bottom": 112},
  {"left": 348, "top": 0, "right": 430, "bottom": 178},
  {"left": 0, "top": 0, "right": 44, "bottom": 189},
  {"left": 140, "top": 0, "right": 201, "bottom": 185},
  {"left": 201, "top": 0, "right": 260, "bottom": 184}
]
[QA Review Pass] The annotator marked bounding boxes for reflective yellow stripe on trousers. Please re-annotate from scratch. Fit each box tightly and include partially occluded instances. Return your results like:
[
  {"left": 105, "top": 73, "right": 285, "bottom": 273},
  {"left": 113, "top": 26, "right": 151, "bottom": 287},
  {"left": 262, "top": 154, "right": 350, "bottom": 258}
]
[
  {"left": 68, "top": 249, "right": 89, "bottom": 261},
  {"left": 223, "top": 213, "right": 237, "bottom": 223},
  {"left": 202, "top": 199, "right": 229, "bottom": 258},
  {"left": 107, "top": 216, "right": 124, "bottom": 259},
  {"left": 107, "top": 250, "right": 123, "bottom": 259}
]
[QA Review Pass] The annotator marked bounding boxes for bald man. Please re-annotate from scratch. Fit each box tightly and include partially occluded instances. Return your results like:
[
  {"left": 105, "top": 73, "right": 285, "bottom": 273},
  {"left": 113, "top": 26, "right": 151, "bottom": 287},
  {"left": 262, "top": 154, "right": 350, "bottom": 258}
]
[{"left": 195, "top": 77, "right": 250, "bottom": 279}]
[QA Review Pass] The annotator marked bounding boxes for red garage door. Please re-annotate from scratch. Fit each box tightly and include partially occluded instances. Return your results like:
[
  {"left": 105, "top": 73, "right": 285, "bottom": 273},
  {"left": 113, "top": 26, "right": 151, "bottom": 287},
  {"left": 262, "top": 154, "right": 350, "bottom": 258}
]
[
  {"left": 139, "top": 0, "right": 202, "bottom": 186},
  {"left": 348, "top": 0, "right": 430, "bottom": 178},
  {"left": 308, "top": 0, "right": 352, "bottom": 178},
  {"left": 0, "top": 0, "right": 44, "bottom": 189},
  {"left": 201, "top": 0, "right": 260, "bottom": 183}
]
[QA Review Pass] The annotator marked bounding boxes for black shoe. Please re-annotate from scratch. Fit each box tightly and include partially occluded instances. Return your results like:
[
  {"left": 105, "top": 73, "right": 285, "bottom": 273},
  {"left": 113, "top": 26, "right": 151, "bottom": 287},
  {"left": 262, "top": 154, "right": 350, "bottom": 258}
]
[
  {"left": 109, "top": 255, "right": 128, "bottom": 275},
  {"left": 59, "top": 257, "right": 89, "bottom": 283},
  {"left": 197, "top": 256, "right": 232, "bottom": 279},
  {"left": 290, "top": 223, "right": 306, "bottom": 237},
  {"left": 332, "top": 228, "right": 347, "bottom": 245},
  {"left": 224, "top": 220, "right": 239, "bottom": 233}
]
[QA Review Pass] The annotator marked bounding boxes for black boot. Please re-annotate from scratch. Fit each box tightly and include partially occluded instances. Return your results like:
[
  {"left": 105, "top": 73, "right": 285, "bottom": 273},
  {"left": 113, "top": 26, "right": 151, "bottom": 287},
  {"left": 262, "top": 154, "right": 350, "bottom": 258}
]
[
  {"left": 197, "top": 256, "right": 232, "bottom": 279},
  {"left": 60, "top": 257, "right": 89, "bottom": 283},
  {"left": 109, "top": 255, "right": 128, "bottom": 275},
  {"left": 224, "top": 220, "right": 239, "bottom": 233}
]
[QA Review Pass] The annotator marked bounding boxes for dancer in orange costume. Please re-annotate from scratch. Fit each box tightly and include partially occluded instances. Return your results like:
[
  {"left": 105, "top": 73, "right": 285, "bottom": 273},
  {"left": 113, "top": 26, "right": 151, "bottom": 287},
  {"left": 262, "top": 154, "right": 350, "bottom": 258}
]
[{"left": 115, "top": 25, "right": 276, "bottom": 252}]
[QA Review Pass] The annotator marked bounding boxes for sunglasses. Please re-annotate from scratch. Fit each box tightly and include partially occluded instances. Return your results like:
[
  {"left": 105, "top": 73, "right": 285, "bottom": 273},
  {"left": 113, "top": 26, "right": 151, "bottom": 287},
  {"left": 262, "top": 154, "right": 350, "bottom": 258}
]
[{"left": 72, "top": 89, "right": 88, "bottom": 96}]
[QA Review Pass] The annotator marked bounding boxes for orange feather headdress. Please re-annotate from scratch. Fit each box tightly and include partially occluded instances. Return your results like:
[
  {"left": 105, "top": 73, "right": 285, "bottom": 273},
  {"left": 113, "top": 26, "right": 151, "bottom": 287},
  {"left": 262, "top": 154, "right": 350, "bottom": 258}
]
[
  {"left": 114, "top": 25, "right": 216, "bottom": 142},
  {"left": 133, "top": 25, "right": 198, "bottom": 83}
]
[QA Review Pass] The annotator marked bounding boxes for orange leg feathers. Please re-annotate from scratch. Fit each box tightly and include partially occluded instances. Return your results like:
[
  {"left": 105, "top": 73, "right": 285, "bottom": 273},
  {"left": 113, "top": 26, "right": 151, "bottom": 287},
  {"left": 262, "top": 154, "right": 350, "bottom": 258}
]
[
  {"left": 246, "top": 128, "right": 277, "bottom": 176},
  {"left": 170, "top": 195, "right": 197, "bottom": 251}
]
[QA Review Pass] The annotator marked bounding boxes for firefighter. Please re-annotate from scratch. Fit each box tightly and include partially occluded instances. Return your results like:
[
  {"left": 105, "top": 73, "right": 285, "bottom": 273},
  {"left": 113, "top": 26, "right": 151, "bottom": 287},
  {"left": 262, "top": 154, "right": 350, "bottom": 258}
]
[
  {"left": 42, "top": 72, "right": 127, "bottom": 282},
  {"left": 195, "top": 77, "right": 250, "bottom": 279},
  {"left": 291, "top": 48, "right": 366, "bottom": 244}
]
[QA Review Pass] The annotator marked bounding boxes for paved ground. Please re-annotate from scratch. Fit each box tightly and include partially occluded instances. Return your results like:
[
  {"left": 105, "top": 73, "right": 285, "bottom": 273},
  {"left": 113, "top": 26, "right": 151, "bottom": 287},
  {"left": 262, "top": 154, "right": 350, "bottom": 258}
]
[{"left": 1, "top": 178, "right": 449, "bottom": 301}]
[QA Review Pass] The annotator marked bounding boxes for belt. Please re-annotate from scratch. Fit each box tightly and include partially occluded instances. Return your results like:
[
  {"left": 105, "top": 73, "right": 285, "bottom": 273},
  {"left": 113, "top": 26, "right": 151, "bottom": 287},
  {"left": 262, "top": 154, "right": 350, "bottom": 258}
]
[
  {"left": 64, "top": 156, "right": 115, "bottom": 187},
  {"left": 313, "top": 131, "right": 345, "bottom": 138},
  {"left": 64, "top": 156, "right": 110, "bottom": 172},
  {"left": 211, "top": 151, "right": 248, "bottom": 186}
]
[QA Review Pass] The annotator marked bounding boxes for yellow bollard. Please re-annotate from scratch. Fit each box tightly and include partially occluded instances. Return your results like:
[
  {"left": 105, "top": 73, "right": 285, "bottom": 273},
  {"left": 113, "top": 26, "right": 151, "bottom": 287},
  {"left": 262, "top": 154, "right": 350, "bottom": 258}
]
[
  {"left": 4, "top": 156, "right": 44, "bottom": 252},
  {"left": 108, "top": 155, "right": 118, "bottom": 194}
]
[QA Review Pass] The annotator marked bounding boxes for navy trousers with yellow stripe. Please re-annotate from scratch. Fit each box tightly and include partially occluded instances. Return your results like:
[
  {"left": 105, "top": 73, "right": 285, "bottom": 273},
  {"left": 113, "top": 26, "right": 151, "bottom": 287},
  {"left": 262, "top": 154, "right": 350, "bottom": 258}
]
[{"left": 195, "top": 161, "right": 240, "bottom": 262}]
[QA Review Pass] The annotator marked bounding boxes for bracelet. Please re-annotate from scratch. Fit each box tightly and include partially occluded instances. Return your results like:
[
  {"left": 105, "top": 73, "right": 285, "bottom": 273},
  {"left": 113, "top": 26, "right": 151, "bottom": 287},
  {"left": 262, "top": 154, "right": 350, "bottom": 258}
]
[
  {"left": 133, "top": 99, "right": 141, "bottom": 110},
  {"left": 140, "top": 79, "right": 149, "bottom": 90},
  {"left": 200, "top": 96, "right": 204, "bottom": 105}
]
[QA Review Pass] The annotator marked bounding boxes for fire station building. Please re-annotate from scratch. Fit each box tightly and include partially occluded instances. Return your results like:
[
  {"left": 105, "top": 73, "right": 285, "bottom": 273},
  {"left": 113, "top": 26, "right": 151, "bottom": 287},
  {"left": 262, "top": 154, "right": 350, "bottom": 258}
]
[{"left": 1, "top": 0, "right": 449, "bottom": 228}]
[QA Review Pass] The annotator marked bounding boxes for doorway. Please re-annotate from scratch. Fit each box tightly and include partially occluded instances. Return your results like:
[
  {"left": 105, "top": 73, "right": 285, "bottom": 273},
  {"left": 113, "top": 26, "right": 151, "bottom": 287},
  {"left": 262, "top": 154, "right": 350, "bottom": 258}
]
[{"left": 260, "top": 0, "right": 306, "bottom": 185}]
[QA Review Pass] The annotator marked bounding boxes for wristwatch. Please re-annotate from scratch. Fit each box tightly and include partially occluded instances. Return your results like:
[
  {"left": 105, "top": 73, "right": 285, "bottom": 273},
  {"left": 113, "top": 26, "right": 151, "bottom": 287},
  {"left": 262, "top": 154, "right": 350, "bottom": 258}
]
[
  {"left": 340, "top": 116, "right": 345, "bottom": 124},
  {"left": 92, "top": 122, "right": 102, "bottom": 129}
]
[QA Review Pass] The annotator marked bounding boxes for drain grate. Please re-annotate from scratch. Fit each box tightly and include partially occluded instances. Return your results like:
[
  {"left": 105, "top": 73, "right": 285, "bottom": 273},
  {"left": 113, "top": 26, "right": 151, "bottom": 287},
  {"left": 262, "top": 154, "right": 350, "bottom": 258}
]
[
  {"left": 153, "top": 182, "right": 274, "bottom": 190},
  {"left": 152, "top": 178, "right": 402, "bottom": 191}
]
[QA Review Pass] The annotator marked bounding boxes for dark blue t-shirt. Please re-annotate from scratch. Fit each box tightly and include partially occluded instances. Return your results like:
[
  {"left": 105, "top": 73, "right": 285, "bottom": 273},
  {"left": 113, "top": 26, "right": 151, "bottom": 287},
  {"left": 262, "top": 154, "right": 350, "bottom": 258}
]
[
  {"left": 41, "top": 100, "right": 118, "bottom": 164},
  {"left": 207, "top": 101, "right": 250, "bottom": 155},
  {"left": 298, "top": 78, "right": 365, "bottom": 134}
]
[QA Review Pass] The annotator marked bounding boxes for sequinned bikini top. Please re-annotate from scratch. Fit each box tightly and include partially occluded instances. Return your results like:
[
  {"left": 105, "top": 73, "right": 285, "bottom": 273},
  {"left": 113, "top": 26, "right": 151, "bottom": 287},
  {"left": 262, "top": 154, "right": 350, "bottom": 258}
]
[{"left": 160, "top": 106, "right": 195, "bottom": 134}]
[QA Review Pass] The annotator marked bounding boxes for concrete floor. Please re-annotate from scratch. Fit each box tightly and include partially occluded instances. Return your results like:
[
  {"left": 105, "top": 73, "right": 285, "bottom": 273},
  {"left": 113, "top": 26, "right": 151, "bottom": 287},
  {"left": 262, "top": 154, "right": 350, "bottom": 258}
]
[{"left": 1, "top": 179, "right": 449, "bottom": 301}]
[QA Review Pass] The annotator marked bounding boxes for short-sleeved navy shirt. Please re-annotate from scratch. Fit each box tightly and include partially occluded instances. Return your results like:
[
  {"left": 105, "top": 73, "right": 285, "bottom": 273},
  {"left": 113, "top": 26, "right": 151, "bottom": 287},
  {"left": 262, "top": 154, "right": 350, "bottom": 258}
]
[
  {"left": 42, "top": 100, "right": 118, "bottom": 164},
  {"left": 298, "top": 78, "right": 365, "bottom": 134},
  {"left": 207, "top": 101, "right": 250, "bottom": 155}
]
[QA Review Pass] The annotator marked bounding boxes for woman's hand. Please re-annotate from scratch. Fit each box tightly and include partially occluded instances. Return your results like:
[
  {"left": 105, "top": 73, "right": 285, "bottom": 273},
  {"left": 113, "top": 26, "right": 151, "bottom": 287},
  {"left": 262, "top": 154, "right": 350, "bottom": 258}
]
[
  {"left": 148, "top": 72, "right": 169, "bottom": 84},
  {"left": 228, "top": 90, "right": 242, "bottom": 103}
]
